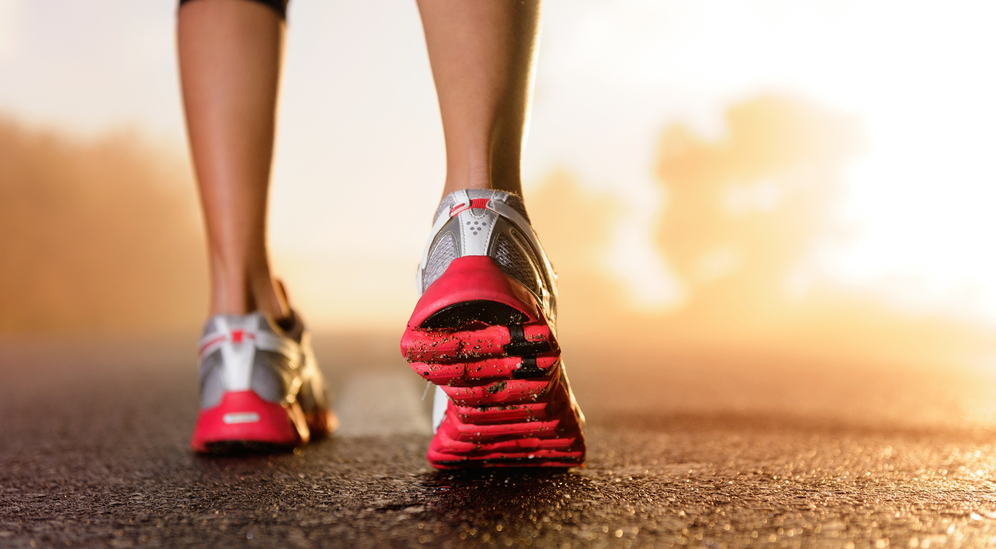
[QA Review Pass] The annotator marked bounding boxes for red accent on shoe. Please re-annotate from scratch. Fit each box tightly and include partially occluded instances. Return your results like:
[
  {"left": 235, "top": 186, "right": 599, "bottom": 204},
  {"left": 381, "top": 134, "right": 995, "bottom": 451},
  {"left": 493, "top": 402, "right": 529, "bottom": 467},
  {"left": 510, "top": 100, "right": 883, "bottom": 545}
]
[
  {"left": 190, "top": 391, "right": 309, "bottom": 452},
  {"left": 401, "top": 256, "right": 549, "bottom": 363},
  {"left": 401, "top": 324, "right": 555, "bottom": 363},
  {"left": 411, "top": 256, "right": 540, "bottom": 325},
  {"left": 440, "top": 377, "right": 553, "bottom": 407},
  {"left": 449, "top": 198, "right": 492, "bottom": 217},
  {"left": 409, "top": 355, "right": 559, "bottom": 385},
  {"left": 198, "top": 335, "right": 227, "bottom": 356},
  {"left": 450, "top": 401, "right": 550, "bottom": 424}
]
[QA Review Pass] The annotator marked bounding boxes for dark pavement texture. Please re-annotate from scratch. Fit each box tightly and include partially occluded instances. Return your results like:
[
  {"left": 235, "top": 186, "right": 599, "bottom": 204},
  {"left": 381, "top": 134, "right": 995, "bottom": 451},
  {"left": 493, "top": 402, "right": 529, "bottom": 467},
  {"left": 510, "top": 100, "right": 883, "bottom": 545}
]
[{"left": 4, "top": 332, "right": 996, "bottom": 548}]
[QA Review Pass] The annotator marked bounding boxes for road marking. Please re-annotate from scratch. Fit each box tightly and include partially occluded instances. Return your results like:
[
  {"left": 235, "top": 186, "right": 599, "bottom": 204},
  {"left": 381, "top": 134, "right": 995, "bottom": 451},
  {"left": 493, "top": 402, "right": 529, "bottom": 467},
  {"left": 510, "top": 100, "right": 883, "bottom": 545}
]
[{"left": 333, "top": 371, "right": 432, "bottom": 437}]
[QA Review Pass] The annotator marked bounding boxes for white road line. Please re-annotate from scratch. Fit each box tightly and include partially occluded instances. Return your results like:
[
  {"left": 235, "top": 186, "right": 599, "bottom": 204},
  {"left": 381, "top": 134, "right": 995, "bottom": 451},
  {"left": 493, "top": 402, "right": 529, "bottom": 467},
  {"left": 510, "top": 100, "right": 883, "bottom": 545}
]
[{"left": 332, "top": 370, "right": 432, "bottom": 437}]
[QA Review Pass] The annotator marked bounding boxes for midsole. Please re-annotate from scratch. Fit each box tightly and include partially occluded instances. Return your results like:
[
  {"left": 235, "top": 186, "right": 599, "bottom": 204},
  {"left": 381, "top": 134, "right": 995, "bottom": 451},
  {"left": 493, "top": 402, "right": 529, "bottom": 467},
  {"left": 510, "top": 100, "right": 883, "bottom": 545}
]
[{"left": 190, "top": 390, "right": 309, "bottom": 452}]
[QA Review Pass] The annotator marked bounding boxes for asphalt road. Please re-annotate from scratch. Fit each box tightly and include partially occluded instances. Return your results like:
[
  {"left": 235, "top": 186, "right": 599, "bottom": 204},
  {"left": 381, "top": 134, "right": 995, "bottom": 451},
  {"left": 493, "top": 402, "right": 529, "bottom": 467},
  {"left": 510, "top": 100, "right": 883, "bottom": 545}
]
[{"left": 4, "top": 332, "right": 996, "bottom": 548}]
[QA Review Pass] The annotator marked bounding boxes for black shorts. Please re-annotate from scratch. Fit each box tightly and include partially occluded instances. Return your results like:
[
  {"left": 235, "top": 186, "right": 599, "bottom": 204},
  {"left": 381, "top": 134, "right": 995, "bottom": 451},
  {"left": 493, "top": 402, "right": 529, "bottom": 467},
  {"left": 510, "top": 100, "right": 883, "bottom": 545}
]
[{"left": 179, "top": 0, "right": 288, "bottom": 19}]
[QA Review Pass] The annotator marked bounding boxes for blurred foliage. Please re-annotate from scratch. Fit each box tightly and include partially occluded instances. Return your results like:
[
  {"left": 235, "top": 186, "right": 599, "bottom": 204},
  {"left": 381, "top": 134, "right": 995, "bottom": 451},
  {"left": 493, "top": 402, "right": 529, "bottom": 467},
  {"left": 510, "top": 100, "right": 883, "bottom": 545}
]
[
  {"left": 3, "top": 93, "right": 995, "bottom": 372},
  {"left": 531, "top": 95, "right": 996, "bottom": 369},
  {"left": 656, "top": 95, "right": 863, "bottom": 322},
  {"left": 0, "top": 118, "right": 206, "bottom": 333}
]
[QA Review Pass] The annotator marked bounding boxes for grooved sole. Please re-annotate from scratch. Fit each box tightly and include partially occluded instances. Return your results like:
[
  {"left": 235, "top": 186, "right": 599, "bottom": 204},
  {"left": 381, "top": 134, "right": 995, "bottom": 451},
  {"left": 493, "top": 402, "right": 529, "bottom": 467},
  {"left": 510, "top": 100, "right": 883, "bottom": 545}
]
[
  {"left": 404, "top": 299, "right": 585, "bottom": 468},
  {"left": 400, "top": 323, "right": 555, "bottom": 363},
  {"left": 425, "top": 372, "right": 586, "bottom": 469}
]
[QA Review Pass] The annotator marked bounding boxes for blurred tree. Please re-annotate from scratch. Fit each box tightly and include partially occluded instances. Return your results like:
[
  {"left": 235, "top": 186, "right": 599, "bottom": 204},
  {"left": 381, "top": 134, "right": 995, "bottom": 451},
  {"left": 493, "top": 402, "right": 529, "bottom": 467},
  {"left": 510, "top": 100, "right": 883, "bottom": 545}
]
[
  {"left": 528, "top": 171, "right": 627, "bottom": 332},
  {"left": 0, "top": 118, "right": 206, "bottom": 333},
  {"left": 655, "top": 95, "right": 863, "bottom": 323}
]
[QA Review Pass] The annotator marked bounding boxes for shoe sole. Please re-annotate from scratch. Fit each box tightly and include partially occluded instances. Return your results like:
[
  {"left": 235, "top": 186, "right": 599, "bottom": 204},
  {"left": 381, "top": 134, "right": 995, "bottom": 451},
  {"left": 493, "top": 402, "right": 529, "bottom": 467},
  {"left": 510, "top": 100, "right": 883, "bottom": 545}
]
[
  {"left": 190, "top": 390, "right": 311, "bottom": 454},
  {"left": 401, "top": 256, "right": 586, "bottom": 469}
]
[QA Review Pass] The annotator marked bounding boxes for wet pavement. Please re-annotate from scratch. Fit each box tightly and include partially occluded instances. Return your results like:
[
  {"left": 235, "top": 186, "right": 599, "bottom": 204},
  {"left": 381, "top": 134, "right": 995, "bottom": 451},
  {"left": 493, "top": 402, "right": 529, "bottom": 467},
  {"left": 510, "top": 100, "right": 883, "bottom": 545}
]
[{"left": 4, "top": 332, "right": 996, "bottom": 548}]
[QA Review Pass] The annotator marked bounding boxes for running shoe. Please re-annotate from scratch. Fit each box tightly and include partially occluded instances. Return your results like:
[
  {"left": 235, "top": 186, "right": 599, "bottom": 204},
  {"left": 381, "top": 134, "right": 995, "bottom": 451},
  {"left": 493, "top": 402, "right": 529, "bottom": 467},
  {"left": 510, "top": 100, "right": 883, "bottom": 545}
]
[
  {"left": 401, "top": 189, "right": 586, "bottom": 468},
  {"left": 190, "top": 311, "right": 337, "bottom": 453}
]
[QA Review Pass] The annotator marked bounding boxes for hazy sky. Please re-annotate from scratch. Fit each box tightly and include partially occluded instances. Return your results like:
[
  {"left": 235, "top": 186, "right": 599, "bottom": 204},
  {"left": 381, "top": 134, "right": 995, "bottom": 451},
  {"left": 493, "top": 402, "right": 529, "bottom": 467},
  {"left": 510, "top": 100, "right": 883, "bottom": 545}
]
[{"left": 2, "top": 0, "right": 995, "bottom": 329}]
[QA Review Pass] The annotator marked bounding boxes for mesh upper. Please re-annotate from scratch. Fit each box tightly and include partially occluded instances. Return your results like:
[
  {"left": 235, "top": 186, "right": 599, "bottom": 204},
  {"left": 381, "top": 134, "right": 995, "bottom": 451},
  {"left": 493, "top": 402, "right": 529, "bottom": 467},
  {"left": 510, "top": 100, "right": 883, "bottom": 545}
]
[
  {"left": 198, "top": 350, "right": 225, "bottom": 409},
  {"left": 422, "top": 190, "right": 553, "bottom": 310},
  {"left": 423, "top": 232, "right": 458, "bottom": 291},
  {"left": 251, "top": 350, "right": 294, "bottom": 404},
  {"left": 492, "top": 231, "right": 541, "bottom": 297}
]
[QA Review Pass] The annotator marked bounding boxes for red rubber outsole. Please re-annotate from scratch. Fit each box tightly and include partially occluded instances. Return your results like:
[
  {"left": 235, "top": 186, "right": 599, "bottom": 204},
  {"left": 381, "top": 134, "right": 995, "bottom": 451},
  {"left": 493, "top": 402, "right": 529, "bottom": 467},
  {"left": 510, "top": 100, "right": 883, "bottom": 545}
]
[
  {"left": 402, "top": 256, "right": 586, "bottom": 469},
  {"left": 190, "top": 390, "right": 310, "bottom": 453}
]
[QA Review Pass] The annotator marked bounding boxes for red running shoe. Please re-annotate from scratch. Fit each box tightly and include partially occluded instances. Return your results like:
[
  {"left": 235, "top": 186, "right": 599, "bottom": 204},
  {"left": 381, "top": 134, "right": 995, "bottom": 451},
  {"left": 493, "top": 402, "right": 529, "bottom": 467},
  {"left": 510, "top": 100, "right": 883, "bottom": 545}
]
[
  {"left": 190, "top": 311, "right": 337, "bottom": 453},
  {"left": 401, "top": 189, "right": 586, "bottom": 469}
]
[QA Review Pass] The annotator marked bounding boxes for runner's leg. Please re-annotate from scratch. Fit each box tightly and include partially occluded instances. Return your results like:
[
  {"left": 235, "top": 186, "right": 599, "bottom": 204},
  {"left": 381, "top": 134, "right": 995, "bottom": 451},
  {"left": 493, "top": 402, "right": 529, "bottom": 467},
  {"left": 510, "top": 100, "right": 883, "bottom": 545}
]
[
  {"left": 178, "top": 0, "right": 335, "bottom": 452},
  {"left": 406, "top": 1, "right": 586, "bottom": 468},
  {"left": 177, "top": 0, "right": 288, "bottom": 319},
  {"left": 417, "top": 0, "right": 541, "bottom": 198}
]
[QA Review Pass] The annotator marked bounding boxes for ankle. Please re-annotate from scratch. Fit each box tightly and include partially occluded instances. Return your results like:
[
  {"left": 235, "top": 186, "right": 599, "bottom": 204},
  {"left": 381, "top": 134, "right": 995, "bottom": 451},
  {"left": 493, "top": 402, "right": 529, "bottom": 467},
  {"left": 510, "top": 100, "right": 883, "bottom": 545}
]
[
  {"left": 442, "top": 164, "right": 522, "bottom": 196},
  {"left": 208, "top": 269, "right": 289, "bottom": 319}
]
